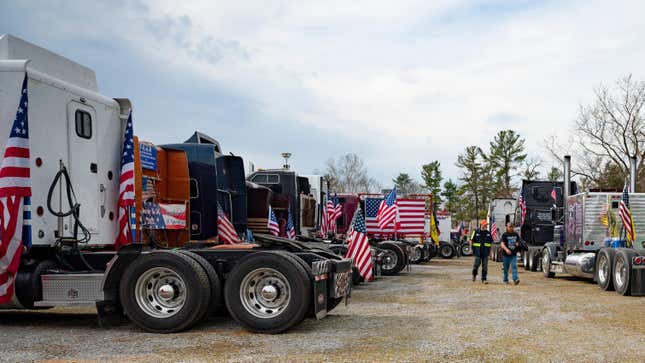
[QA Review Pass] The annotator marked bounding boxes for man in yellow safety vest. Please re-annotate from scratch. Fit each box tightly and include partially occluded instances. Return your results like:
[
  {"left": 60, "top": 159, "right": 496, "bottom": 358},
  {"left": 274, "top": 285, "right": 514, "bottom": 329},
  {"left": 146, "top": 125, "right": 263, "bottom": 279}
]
[{"left": 470, "top": 219, "right": 493, "bottom": 284}]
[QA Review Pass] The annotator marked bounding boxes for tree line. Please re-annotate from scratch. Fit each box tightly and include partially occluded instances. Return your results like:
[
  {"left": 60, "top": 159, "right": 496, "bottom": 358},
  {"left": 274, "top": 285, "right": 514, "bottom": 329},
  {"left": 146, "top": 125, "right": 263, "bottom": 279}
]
[{"left": 322, "top": 75, "right": 645, "bottom": 223}]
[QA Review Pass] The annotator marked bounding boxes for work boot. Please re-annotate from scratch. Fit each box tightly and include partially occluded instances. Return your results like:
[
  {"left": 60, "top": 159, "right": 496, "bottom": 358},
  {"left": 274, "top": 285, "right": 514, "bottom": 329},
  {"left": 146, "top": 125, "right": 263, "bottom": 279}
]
[
  {"left": 482, "top": 280, "right": 488, "bottom": 285},
  {"left": 472, "top": 275, "right": 476, "bottom": 282},
  {"left": 514, "top": 279, "right": 520, "bottom": 285},
  {"left": 504, "top": 281, "right": 509, "bottom": 285}
]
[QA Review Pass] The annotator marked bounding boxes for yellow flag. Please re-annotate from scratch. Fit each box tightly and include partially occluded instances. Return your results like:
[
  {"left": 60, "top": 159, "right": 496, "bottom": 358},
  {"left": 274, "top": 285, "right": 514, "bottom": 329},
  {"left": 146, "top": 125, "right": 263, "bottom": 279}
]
[{"left": 430, "top": 214, "right": 440, "bottom": 245}]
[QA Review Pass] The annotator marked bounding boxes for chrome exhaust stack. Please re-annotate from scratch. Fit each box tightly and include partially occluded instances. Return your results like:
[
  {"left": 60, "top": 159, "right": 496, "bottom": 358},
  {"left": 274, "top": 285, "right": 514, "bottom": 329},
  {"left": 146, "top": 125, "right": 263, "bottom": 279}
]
[
  {"left": 563, "top": 155, "right": 571, "bottom": 221},
  {"left": 630, "top": 156, "right": 637, "bottom": 192}
]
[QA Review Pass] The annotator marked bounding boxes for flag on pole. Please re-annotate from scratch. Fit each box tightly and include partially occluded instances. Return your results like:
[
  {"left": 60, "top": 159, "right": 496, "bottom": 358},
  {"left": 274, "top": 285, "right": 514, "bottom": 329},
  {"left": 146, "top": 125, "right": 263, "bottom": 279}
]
[
  {"left": 268, "top": 205, "right": 280, "bottom": 236},
  {"left": 115, "top": 111, "right": 135, "bottom": 248},
  {"left": 490, "top": 215, "right": 499, "bottom": 241},
  {"left": 286, "top": 206, "right": 296, "bottom": 240},
  {"left": 320, "top": 200, "right": 329, "bottom": 237},
  {"left": 217, "top": 203, "right": 240, "bottom": 244},
  {"left": 345, "top": 206, "right": 373, "bottom": 281},
  {"left": 377, "top": 187, "right": 397, "bottom": 230},
  {"left": 326, "top": 197, "right": 336, "bottom": 234},
  {"left": 618, "top": 182, "right": 635, "bottom": 245},
  {"left": 0, "top": 75, "right": 31, "bottom": 304}
]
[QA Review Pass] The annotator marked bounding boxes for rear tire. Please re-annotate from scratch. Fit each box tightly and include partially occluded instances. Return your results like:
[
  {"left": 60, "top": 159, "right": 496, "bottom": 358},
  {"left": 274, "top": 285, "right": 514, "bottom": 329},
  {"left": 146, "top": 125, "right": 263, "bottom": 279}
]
[
  {"left": 522, "top": 252, "right": 530, "bottom": 270},
  {"left": 119, "top": 251, "right": 211, "bottom": 333},
  {"left": 409, "top": 246, "right": 423, "bottom": 264},
  {"left": 613, "top": 249, "right": 636, "bottom": 296},
  {"left": 595, "top": 248, "right": 615, "bottom": 291},
  {"left": 176, "top": 250, "right": 223, "bottom": 317},
  {"left": 461, "top": 244, "right": 472, "bottom": 257},
  {"left": 529, "top": 250, "right": 539, "bottom": 272},
  {"left": 439, "top": 243, "right": 455, "bottom": 259},
  {"left": 225, "top": 251, "right": 311, "bottom": 333},
  {"left": 542, "top": 249, "right": 555, "bottom": 278},
  {"left": 379, "top": 242, "right": 406, "bottom": 275}
]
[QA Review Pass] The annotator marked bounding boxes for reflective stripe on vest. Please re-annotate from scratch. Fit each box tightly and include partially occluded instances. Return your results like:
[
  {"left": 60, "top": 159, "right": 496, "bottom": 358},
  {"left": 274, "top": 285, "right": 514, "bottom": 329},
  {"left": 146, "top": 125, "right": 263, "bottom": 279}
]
[
  {"left": 484, "top": 243, "right": 491, "bottom": 247},
  {"left": 473, "top": 243, "right": 481, "bottom": 247}
]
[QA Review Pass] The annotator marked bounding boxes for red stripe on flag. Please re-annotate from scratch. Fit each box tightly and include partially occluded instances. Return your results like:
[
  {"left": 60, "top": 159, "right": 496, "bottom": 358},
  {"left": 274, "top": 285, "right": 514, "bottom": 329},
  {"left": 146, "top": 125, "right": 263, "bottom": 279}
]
[{"left": 3, "top": 147, "right": 29, "bottom": 158}]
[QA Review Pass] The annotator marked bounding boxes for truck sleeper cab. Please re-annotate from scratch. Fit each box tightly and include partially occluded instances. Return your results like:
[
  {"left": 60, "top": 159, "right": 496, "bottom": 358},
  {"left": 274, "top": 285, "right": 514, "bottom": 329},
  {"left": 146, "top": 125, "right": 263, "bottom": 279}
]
[{"left": 0, "top": 34, "right": 351, "bottom": 333}]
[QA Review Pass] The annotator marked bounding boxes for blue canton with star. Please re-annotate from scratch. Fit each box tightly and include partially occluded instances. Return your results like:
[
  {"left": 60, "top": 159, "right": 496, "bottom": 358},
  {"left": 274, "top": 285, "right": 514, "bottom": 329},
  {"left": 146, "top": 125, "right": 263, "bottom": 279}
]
[
  {"left": 11, "top": 76, "right": 29, "bottom": 139},
  {"left": 121, "top": 112, "right": 134, "bottom": 165}
]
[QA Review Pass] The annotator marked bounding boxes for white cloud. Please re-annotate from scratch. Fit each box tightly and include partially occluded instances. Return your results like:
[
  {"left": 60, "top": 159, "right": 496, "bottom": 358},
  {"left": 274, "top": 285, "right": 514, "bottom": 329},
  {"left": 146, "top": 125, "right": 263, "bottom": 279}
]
[{"left": 5, "top": 0, "right": 645, "bottom": 185}]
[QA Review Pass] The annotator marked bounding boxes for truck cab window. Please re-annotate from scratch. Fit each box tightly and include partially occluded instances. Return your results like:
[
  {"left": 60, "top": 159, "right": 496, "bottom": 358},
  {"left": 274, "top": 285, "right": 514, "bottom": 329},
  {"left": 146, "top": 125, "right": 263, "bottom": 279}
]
[
  {"left": 189, "top": 178, "right": 199, "bottom": 199},
  {"left": 75, "top": 110, "right": 92, "bottom": 139}
]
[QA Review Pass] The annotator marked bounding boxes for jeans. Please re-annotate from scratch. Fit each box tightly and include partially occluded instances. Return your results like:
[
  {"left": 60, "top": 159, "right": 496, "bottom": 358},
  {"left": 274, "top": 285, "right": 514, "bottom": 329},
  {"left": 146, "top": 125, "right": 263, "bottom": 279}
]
[
  {"left": 472, "top": 255, "right": 488, "bottom": 281},
  {"left": 503, "top": 255, "right": 518, "bottom": 282}
]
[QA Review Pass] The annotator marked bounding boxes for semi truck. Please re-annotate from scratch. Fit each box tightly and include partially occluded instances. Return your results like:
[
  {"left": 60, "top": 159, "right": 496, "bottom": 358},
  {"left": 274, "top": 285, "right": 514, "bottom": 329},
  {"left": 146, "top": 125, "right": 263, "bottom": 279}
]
[
  {"left": 490, "top": 181, "right": 574, "bottom": 269},
  {"left": 541, "top": 156, "right": 645, "bottom": 296},
  {"left": 0, "top": 34, "right": 351, "bottom": 333}
]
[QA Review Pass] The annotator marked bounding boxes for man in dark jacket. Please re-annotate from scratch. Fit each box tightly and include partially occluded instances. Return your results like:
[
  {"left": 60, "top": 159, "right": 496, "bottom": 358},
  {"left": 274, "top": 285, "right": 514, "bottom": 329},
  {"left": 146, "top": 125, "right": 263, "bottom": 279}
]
[{"left": 470, "top": 219, "right": 493, "bottom": 284}]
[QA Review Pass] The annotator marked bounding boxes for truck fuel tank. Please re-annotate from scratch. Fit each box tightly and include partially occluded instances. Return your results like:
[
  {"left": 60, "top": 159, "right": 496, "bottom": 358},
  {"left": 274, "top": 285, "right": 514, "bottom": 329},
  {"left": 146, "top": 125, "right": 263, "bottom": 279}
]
[{"left": 563, "top": 252, "right": 596, "bottom": 279}]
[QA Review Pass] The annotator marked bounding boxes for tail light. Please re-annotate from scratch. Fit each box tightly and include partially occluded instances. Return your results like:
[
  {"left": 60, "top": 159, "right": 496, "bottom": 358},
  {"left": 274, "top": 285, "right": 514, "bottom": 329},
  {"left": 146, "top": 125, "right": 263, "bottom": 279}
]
[
  {"left": 584, "top": 241, "right": 590, "bottom": 246},
  {"left": 634, "top": 256, "right": 643, "bottom": 265}
]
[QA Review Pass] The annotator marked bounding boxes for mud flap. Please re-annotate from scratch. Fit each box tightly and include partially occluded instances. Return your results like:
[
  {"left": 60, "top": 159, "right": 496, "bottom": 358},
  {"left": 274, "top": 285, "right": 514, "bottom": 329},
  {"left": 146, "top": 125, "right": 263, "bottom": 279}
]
[
  {"left": 630, "top": 266, "right": 645, "bottom": 296},
  {"left": 313, "top": 275, "right": 328, "bottom": 320}
]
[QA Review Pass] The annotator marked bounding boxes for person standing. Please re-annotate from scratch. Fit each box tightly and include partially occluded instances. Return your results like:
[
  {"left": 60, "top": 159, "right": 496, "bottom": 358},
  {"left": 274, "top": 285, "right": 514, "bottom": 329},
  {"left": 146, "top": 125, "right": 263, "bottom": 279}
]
[
  {"left": 470, "top": 220, "right": 493, "bottom": 284},
  {"left": 500, "top": 223, "right": 521, "bottom": 285}
]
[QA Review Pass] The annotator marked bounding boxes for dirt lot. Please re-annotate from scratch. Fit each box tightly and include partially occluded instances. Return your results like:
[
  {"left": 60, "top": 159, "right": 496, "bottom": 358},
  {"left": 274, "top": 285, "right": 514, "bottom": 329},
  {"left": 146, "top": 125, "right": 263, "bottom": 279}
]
[{"left": 0, "top": 257, "right": 643, "bottom": 362}]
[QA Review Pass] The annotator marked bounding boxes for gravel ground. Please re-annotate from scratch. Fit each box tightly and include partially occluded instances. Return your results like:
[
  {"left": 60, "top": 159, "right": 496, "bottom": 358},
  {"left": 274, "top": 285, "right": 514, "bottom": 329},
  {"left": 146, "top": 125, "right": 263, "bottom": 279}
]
[{"left": 1, "top": 257, "right": 644, "bottom": 362}]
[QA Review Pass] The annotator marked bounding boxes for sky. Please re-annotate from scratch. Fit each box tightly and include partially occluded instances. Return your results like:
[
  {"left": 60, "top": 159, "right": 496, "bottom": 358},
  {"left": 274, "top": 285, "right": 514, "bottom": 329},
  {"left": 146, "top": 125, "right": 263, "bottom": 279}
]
[{"left": 2, "top": 0, "right": 645, "bottom": 186}]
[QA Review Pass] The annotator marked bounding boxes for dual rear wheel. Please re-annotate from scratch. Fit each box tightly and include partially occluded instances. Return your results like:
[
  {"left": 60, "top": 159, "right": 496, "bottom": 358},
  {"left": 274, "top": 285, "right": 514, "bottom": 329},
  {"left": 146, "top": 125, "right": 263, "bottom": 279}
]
[{"left": 119, "top": 250, "right": 313, "bottom": 334}]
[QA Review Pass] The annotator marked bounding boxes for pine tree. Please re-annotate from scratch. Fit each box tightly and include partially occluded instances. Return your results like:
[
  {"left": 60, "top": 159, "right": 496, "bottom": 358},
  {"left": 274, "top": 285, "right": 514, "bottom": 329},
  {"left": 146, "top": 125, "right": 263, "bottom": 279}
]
[
  {"left": 421, "top": 161, "right": 443, "bottom": 206},
  {"left": 441, "top": 179, "right": 458, "bottom": 212},
  {"left": 487, "top": 130, "right": 527, "bottom": 197},
  {"left": 456, "top": 146, "right": 484, "bottom": 220}
]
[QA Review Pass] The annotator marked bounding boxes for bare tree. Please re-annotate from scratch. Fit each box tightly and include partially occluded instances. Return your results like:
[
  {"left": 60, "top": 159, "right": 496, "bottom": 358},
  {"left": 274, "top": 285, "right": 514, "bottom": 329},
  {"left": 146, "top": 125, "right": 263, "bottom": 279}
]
[
  {"left": 577, "top": 75, "right": 645, "bottom": 170},
  {"left": 543, "top": 75, "right": 645, "bottom": 191},
  {"left": 521, "top": 157, "right": 542, "bottom": 181},
  {"left": 324, "top": 153, "right": 381, "bottom": 193}
]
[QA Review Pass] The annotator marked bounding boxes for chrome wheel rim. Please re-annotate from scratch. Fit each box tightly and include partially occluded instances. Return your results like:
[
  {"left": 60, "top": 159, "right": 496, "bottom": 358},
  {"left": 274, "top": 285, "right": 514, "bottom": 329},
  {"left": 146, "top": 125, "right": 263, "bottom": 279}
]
[
  {"left": 542, "top": 251, "right": 550, "bottom": 273},
  {"left": 135, "top": 267, "right": 186, "bottom": 319},
  {"left": 382, "top": 250, "right": 398, "bottom": 270},
  {"left": 614, "top": 258, "right": 626, "bottom": 288},
  {"left": 598, "top": 254, "right": 609, "bottom": 284},
  {"left": 441, "top": 246, "right": 452, "bottom": 257},
  {"left": 240, "top": 268, "right": 291, "bottom": 319}
]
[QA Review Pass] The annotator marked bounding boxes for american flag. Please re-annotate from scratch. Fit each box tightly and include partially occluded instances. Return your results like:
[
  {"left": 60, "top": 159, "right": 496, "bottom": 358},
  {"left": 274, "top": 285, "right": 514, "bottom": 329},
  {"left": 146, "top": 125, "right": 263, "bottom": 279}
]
[
  {"left": 286, "top": 206, "right": 296, "bottom": 240},
  {"left": 345, "top": 206, "right": 373, "bottom": 281},
  {"left": 267, "top": 205, "right": 280, "bottom": 236},
  {"left": 618, "top": 183, "right": 635, "bottom": 244},
  {"left": 217, "top": 203, "right": 240, "bottom": 244},
  {"left": 0, "top": 76, "right": 31, "bottom": 304},
  {"left": 377, "top": 187, "right": 397, "bottom": 230},
  {"left": 332, "top": 193, "right": 342, "bottom": 224},
  {"left": 326, "top": 197, "right": 336, "bottom": 233},
  {"left": 320, "top": 200, "right": 329, "bottom": 237},
  {"left": 115, "top": 111, "right": 135, "bottom": 248},
  {"left": 366, "top": 197, "right": 391, "bottom": 234},
  {"left": 394, "top": 198, "right": 426, "bottom": 235},
  {"left": 519, "top": 194, "right": 527, "bottom": 225},
  {"left": 142, "top": 202, "right": 187, "bottom": 230},
  {"left": 365, "top": 197, "right": 394, "bottom": 235},
  {"left": 490, "top": 215, "right": 498, "bottom": 241}
]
